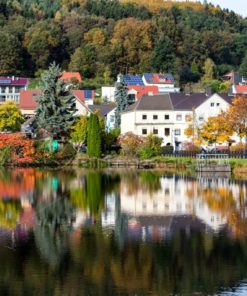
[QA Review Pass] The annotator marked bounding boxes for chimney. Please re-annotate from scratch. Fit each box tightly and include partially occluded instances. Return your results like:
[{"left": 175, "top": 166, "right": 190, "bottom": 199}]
[{"left": 205, "top": 86, "right": 212, "bottom": 96}]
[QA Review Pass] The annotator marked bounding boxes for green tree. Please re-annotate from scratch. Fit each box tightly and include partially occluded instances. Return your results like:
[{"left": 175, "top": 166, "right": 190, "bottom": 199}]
[
  {"left": 114, "top": 74, "right": 128, "bottom": 128},
  {"left": 239, "top": 53, "right": 247, "bottom": 77},
  {"left": 0, "top": 102, "right": 23, "bottom": 132},
  {"left": 69, "top": 45, "right": 96, "bottom": 78},
  {"left": 70, "top": 116, "right": 88, "bottom": 147},
  {"left": 151, "top": 36, "right": 175, "bottom": 73},
  {"left": 202, "top": 58, "right": 216, "bottom": 82},
  {"left": 0, "top": 30, "right": 22, "bottom": 75},
  {"left": 87, "top": 113, "right": 102, "bottom": 158},
  {"left": 35, "top": 62, "right": 77, "bottom": 138}
]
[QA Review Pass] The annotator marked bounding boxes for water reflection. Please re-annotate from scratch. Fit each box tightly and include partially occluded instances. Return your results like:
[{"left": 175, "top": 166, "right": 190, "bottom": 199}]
[{"left": 0, "top": 168, "right": 246, "bottom": 295}]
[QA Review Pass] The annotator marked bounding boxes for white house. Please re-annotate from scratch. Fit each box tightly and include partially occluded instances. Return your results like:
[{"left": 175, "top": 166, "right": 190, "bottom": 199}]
[
  {"left": 142, "top": 73, "right": 180, "bottom": 93},
  {"left": 19, "top": 89, "right": 91, "bottom": 117},
  {"left": 0, "top": 76, "right": 28, "bottom": 103},
  {"left": 102, "top": 86, "right": 116, "bottom": 102},
  {"left": 88, "top": 104, "right": 116, "bottom": 131},
  {"left": 121, "top": 93, "right": 234, "bottom": 148}
]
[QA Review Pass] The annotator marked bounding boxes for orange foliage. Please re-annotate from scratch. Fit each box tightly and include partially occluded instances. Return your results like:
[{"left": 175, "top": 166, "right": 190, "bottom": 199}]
[
  {"left": 120, "top": 0, "right": 205, "bottom": 13},
  {"left": 0, "top": 133, "right": 35, "bottom": 164},
  {"left": 0, "top": 169, "right": 38, "bottom": 199}
]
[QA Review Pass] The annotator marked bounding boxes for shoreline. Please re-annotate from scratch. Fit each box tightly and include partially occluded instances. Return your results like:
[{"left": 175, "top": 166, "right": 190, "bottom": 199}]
[{"left": 2, "top": 156, "right": 247, "bottom": 178}]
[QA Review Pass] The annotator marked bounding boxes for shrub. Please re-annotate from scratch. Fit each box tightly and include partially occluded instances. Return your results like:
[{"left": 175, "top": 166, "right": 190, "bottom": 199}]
[
  {"left": 61, "top": 143, "right": 76, "bottom": 159},
  {"left": 0, "top": 146, "right": 12, "bottom": 166},
  {"left": 161, "top": 145, "right": 174, "bottom": 155},
  {"left": 118, "top": 132, "right": 145, "bottom": 157},
  {"left": 182, "top": 142, "right": 200, "bottom": 152},
  {"left": 0, "top": 133, "right": 34, "bottom": 165},
  {"left": 138, "top": 134, "right": 163, "bottom": 160}
]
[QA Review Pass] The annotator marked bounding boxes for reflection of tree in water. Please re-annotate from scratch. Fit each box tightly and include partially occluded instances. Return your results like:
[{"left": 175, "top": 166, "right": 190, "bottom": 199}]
[
  {"left": 195, "top": 185, "right": 247, "bottom": 238},
  {"left": 0, "top": 200, "right": 22, "bottom": 229},
  {"left": 70, "top": 171, "right": 120, "bottom": 217},
  {"left": 121, "top": 171, "right": 161, "bottom": 196},
  {"left": 34, "top": 197, "right": 75, "bottom": 267}
]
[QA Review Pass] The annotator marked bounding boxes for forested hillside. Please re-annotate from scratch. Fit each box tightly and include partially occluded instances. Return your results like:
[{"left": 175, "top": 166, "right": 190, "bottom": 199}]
[{"left": 0, "top": 0, "right": 247, "bottom": 86}]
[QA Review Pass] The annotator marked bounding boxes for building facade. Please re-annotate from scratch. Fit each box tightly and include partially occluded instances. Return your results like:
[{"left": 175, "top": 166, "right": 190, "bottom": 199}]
[
  {"left": 121, "top": 93, "right": 233, "bottom": 148},
  {"left": 0, "top": 76, "right": 28, "bottom": 103}
]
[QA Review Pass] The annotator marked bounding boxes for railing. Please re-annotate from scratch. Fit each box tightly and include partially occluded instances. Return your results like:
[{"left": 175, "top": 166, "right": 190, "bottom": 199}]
[{"left": 163, "top": 151, "right": 246, "bottom": 159}]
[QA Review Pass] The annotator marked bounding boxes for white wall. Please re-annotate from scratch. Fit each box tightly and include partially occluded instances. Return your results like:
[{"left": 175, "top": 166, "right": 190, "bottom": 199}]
[
  {"left": 102, "top": 87, "right": 115, "bottom": 102},
  {"left": 106, "top": 108, "right": 116, "bottom": 131},
  {"left": 121, "top": 110, "right": 192, "bottom": 146}
]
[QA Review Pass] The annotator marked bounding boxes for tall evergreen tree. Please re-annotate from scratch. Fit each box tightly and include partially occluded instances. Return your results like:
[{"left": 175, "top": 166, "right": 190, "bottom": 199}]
[
  {"left": 114, "top": 74, "right": 128, "bottom": 128},
  {"left": 87, "top": 113, "right": 102, "bottom": 158},
  {"left": 35, "top": 62, "right": 77, "bottom": 138}
]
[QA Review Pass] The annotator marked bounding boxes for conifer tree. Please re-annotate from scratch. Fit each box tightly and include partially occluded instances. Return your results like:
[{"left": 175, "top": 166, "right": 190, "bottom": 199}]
[
  {"left": 87, "top": 113, "right": 102, "bottom": 158},
  {"left": 35, "top": 62, "right": 77, "bottom": 139},
  {"left": 114, "top": 74, "right": 128, "bottom": 128}
]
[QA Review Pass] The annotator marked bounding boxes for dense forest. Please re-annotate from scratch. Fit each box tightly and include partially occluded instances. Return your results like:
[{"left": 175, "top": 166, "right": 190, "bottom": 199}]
[{"left": 0, "top": 0, "right": 247, "bottom": 87}]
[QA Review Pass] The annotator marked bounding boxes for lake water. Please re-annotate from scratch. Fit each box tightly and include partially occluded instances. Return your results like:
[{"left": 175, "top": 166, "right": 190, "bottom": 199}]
[{"left": 0, "top": 168, "right": 247, "bottom": 295}]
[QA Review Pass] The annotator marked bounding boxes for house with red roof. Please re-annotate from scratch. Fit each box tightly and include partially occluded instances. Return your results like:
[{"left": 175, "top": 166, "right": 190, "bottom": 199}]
[
  {"left": 19, "top": 89, "right": 92, "bottom": 117},
  {"left": 232, "top": 85, "right": 247, "bottom": 95},
  {"left": 128, "top": 85, "right": 159, "bottom": 102},
  {"left": 0, "top": 76, "right": 28, "bottom": 103},
  {"left": 142, "top": 73, "right": 180, "bottom": 93},
  {"left": 60, "top": 72, "right": 82, "bottom": 83}
]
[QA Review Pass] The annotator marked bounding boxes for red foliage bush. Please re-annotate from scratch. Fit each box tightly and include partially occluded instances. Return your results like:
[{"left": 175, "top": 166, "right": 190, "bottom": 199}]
[{"left": 0, "top": 133, "right": 35, "bottom": 164}]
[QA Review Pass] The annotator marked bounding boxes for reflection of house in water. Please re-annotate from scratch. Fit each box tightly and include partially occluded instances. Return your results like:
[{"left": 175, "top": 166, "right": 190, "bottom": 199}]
[
  {"left": 120, "top": 176, "right": 227, "bottom": 233},
  {"left": 100, "top": 175, "right": 247, "bottom": 243},
  {"left": 101, "top": 193, "right": 117, "bottom": 228}
]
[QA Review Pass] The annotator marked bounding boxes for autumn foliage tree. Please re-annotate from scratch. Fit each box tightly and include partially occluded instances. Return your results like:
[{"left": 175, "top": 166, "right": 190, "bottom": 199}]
[
  {"left": 0, "top": 102, "right": 24, "bottom": 132},
  {"left": 226, "top": 96, "right": 247, "bottom": 141},
  {"left": 200, "top": 114, "right": 232, "bottom": 145},
  {"left": 0, "top": 133, "right": 35, "bottom": 165}
]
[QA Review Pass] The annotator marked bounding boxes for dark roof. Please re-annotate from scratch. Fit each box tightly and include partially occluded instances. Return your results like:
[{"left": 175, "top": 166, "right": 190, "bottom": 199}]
[
  {"left": 125, "top": 93, "right": 234, "bottom": 113},
  {"left": 170, "top": 93, "right": 208, "bottom": 110},
  {"left": 170, "top": 93, "right": 234, "bottom": 110},
  {"left": 88, "top": 104, "right": 115, "bottom": 117},
  {"left": 126, "top": 94, "right": 173, "bottom": 112}
]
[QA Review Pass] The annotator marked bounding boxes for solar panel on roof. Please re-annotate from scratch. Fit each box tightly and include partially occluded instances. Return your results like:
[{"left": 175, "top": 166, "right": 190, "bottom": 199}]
[
  {"left": 84, "top": 90, "right": 92, "bottom": 99},
  {"left": 0, "top": 80, "right": 11, "bottom": 84}
]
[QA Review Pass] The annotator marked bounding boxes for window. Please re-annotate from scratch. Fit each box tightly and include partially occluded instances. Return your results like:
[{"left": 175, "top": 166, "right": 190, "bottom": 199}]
[
  {"left": 142, "top": 114, "right": 147, "bottom": 120},
  {"left": 128, "top": 94, "right": 135, "bottom": 104},
  {"left": 110, "top": 115, "right": 114, "bottom": 123},
  {"left": 164, "top": 128, "right": 170, "bottom": 136},
  {"left": 153, "top": 115, "right": 158, "bottom": 120},
  {"left": 211, "top": 102, "right": 214, "bottom": 107},
  {"left": 174, "top": 129, "right": 181, "bottom": 136},
  {"left": 199, "top": 116, "right": 204, "bottom": 121},
  {"left": 165, "top": 114, "right": 169, "bottom": 120},
  {"left": 176, "top": 114, "right": 182, "bottom": 121},
  {"left": 142, "top": 129, "right": 147, "bottom": 135},
  {"left": 216, "top": 103, "right": 220, "bottom": 106},
  {"left": 153, "top": 128, "right": 158, "bottom": 135}
]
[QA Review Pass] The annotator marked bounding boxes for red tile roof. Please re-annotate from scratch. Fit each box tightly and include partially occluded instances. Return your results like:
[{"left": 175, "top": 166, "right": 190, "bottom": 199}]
[
  {"left": 60, "top": 72, "right": 82, "bottom": 83},
  {"left": 19, "top": 90, "right": 41, "bottom": 109},
  {"left": 235, "top": 85, "right": 247, "bottom": 94},
  {"left": 128, "top": 85, "right": 159, "bottom": 100},
  {"left": 19, "top": 89, "right": 90, "bottom": 109}
]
